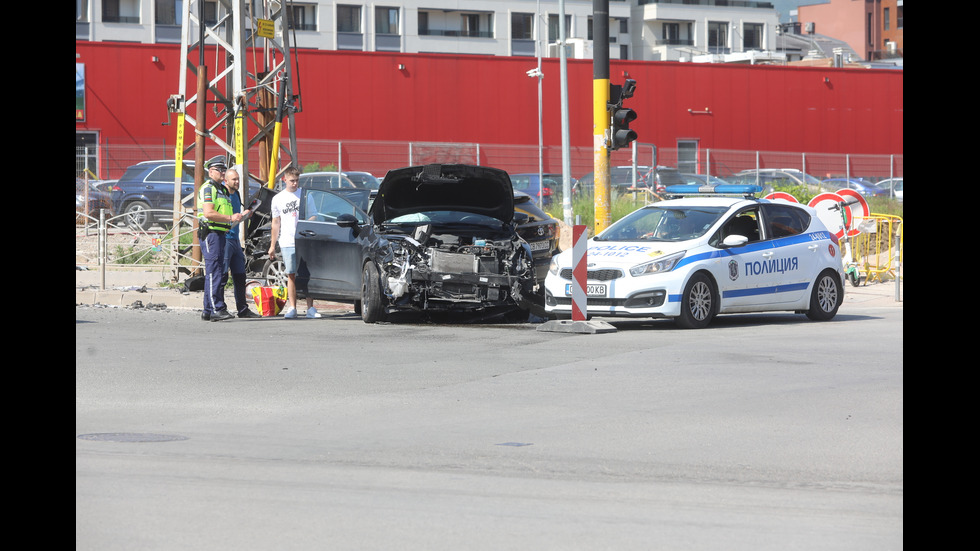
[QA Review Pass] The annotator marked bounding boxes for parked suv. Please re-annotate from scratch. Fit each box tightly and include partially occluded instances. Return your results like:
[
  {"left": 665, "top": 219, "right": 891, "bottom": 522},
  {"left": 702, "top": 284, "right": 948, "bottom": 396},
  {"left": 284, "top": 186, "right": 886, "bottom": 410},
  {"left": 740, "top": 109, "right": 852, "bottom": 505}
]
[
  {"left": 108, "top": 160, "right": 197, "bottom": 230},
  {"left": 727, "top": 169, "right": 824, "bottom": 195}
]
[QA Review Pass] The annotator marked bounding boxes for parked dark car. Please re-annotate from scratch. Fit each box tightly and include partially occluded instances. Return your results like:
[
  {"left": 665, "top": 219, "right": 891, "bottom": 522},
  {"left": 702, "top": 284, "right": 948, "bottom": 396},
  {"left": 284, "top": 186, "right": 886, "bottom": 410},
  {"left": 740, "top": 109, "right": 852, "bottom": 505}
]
[
  {"left": 821, "top": 177, "right": 889, "bottom": 198},
  {"left": 727, "top": 169, "right": 824, "bottom": 195},
  {"left": 512, "top": 191, "right": 560, "bottom": 284},
  {"left": 642, "top": 166, "right": 686, "bottom": 192},
  {"left": 680, "top": 173, "right": 729, "bottom": 188},
  {"left": 574, "top": 166, "right": 651, "bottom": 196},
  {"left": 509, "top": 173, "right": 569, "bottom": 205},
  {"left": 343, "top": 171, "right": 382, "bottom": 190},
  {"left": 76, "top": 178, "right": 115, "bottom": 222},
  {"left": 247, "top": 164, "right": 537, "bottom": 322},
  {"left": 107, "top": 160, "right": 197, "bottom": 230},
  {"left": 297, "top": 171, "right": 361, "bottom": 189}
]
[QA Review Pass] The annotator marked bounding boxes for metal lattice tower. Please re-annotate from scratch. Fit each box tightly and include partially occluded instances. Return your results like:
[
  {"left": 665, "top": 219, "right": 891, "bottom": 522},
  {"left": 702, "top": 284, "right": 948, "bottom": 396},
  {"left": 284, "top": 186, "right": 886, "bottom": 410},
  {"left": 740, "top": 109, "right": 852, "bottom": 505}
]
[
  {"left": 171, "top": 0, "right": 301, "bottom": 196},
  {"left": 167, "top": 0, "right": 302, "bottom": 280}
]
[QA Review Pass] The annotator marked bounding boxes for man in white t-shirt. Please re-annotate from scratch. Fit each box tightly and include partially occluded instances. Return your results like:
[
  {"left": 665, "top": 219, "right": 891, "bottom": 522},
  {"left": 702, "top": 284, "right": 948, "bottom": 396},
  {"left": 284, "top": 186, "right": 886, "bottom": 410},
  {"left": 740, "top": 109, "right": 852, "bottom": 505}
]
[{"left": 268, "top": 166, "right": 321, "bottom": 319}]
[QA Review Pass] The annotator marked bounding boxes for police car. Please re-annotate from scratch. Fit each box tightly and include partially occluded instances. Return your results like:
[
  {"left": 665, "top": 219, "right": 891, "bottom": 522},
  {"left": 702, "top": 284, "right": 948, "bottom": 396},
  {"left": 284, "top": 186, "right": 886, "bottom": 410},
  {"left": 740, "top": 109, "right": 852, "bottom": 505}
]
[{"left": 543, "top": 184, "right": 845, "bottom": 328}]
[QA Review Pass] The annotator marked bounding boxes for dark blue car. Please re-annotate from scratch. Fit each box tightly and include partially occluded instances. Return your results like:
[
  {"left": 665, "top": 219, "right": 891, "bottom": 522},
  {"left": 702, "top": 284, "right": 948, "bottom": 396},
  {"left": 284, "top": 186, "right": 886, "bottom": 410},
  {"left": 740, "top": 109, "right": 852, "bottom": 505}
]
[
  {"left": 821, "top": 178, "right": 889, "bottom": 198},
  {"left": 107, "top": 160, "right": 197, "bottom": 230}
]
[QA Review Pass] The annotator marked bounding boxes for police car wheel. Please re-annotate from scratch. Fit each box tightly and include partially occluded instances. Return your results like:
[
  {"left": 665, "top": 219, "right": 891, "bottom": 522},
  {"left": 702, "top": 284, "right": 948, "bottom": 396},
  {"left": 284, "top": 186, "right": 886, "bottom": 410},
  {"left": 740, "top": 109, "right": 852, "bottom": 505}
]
[
  {"left": 806, "top": 270, "right": 842, "bottom": 321},
  {"left": 676, "top": 272, "right": 716, "bottom": 329}
]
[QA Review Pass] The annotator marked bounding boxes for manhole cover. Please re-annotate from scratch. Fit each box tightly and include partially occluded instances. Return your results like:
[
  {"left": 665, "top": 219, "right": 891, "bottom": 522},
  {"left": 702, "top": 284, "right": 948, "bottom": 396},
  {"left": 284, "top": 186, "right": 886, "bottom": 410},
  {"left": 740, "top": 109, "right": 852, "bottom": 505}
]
[{"left": 77, "top": 433, "right": 189, "bottom": 443}]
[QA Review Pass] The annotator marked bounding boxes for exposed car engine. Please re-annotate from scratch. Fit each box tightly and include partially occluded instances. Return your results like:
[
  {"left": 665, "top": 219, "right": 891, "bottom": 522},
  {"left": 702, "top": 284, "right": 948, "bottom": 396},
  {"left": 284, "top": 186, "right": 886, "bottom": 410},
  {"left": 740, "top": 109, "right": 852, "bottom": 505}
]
[{"left": 377, "top": 226, "right": 534, "bottom": 310}]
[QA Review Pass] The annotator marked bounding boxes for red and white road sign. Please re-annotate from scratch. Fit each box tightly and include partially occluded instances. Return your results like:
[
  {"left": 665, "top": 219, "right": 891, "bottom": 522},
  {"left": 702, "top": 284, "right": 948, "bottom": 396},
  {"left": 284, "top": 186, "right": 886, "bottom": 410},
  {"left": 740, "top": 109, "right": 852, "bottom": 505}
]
[
  {"left": 808, "top": 192, "right": 847, "bottom": 241},
  {"left": 571, "top": 225, "right": 588, "bottom": 321}
]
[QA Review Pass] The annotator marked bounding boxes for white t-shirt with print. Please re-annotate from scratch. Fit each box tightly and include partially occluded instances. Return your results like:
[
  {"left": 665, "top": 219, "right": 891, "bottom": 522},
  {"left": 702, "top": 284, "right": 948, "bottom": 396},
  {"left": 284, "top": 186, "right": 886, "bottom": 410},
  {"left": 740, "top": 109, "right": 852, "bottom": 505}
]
[{"left": 270, "top": 188, "right": 301, "bottom": 248}]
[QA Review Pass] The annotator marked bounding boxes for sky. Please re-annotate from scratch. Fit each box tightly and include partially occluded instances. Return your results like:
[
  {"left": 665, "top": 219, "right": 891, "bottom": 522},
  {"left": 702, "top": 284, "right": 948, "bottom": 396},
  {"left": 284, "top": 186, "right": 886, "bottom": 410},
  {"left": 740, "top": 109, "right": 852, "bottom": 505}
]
[{"left": 770, "top": 1, "right": 826, "bottom": 23}]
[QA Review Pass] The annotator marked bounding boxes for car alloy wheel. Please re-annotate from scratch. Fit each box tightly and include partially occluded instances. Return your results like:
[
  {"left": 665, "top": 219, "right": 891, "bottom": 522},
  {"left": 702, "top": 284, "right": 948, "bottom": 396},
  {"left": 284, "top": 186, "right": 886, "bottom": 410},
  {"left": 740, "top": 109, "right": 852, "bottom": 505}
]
[{"left": 676, "top": 272, "right": 716, "bottom": 329}]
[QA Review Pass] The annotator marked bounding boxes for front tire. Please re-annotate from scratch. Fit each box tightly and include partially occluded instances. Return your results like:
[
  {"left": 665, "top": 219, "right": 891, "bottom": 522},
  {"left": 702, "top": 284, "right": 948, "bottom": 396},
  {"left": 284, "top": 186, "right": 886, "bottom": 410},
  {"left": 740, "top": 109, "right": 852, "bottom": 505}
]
[
  {"left": 676, "top": 272, "right": 716, "bottom": 329},
  {"left": 262, "top": 257, "right": 288, "bottom": 289},
  {"left": 806, "top": 270, "right": 842, "bottom": 321},
  {"left": 361, "top": 262, "right": 387, "bottom": 323}
]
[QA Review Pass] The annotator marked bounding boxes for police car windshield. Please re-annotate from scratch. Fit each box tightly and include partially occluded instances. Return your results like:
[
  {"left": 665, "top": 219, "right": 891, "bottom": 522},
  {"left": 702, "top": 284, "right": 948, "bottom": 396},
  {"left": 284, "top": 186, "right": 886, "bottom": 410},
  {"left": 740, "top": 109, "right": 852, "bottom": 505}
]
[{"left": 596, "top": 206, "right": 727, "bottom": 242}]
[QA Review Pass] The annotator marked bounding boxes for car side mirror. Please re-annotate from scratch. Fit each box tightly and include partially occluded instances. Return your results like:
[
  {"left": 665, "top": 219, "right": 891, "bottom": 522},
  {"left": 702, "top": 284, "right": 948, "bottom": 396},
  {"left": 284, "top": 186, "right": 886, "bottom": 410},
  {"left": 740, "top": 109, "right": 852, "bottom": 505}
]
[
  {"left": 336, "top": 213, "right": 360, "bottom": 235},
  {"left": 722, "top": 234, "right": 748, "bottom": 248}
]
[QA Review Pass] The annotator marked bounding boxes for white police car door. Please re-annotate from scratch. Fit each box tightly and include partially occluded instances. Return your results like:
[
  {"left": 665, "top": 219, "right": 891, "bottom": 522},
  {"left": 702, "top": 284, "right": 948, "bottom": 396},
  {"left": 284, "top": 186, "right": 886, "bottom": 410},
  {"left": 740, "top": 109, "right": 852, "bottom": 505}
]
[
  {"left": 711, "top": 207, "right": 779, "bottom": 308},
  {"left": 294, "top": 189, "right": 368, "bottom": 301},
  {"left": 759, "top": 202, "right": 822, "bottom": 306}
]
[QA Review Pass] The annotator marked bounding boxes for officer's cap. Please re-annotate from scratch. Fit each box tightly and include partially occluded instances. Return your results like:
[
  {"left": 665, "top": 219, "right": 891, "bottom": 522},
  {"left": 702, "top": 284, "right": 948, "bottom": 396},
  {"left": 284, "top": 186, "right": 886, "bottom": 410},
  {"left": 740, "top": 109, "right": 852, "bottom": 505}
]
[{"left": 206, "top": 158, "right": 227, "bottom": 171}]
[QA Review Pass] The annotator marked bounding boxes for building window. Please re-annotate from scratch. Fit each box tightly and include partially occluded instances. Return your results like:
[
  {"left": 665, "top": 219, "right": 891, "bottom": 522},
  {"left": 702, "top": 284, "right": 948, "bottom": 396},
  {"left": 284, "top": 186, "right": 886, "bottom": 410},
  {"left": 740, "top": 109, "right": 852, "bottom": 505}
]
[
  {"left": 512, "top": 13, "right": 533, "bottom": 40},
  {"left": 337, "top": 5, "right": 361, "bottom": 33},
  {"left": 288, "top": 4, "right": 316, "bottom": 31},
  {"left": 619, "top": 19, "right": 628, "bottom": 34},
  {"left": 708, "top": 21, "right": 728, "bottom": 53},
  {"left": 743, "top": 23, "right": 763, "bottom": 50},
  {"left": 103, "top": 0, "right": 140, "bottom": 24},
  {"left": 375, "top": 7, "right": 398, "bottom": 35},
  {"left": 77, "top": 0, "right": 88, "bottom": 22},
  {"left": 418, "top": 12, "right": 428, "bottom": 35},
  {"left": 548, "top": 14, "right": 570, "bottom": 42},
  {"left": 155, "top": 0, "right": 179, "bottom": 25},
  {"left": 883, "top": 7, "right": 890, "bottom": 31}
]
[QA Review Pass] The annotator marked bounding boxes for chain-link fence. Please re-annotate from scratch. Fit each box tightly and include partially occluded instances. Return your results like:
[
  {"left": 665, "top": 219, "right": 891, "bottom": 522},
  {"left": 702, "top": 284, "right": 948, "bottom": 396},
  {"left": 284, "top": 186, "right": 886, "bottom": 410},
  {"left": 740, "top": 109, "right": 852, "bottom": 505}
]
[{"left": 77, "top": 141, "right": 903, "bottom": 185}]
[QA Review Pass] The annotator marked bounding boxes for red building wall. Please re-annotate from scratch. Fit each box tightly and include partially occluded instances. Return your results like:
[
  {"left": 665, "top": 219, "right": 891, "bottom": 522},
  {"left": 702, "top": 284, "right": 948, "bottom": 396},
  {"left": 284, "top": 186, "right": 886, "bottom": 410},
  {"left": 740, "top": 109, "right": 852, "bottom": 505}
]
[{"left": 76, "top": 41, "right": 903, "bottom": 157}]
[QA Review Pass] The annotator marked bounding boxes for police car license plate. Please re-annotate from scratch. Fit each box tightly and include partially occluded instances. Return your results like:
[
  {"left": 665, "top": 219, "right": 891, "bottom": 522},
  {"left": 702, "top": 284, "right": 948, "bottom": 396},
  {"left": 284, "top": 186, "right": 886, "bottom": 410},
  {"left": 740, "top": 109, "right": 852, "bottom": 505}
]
[{"left": 565, "top": 283, "right": 607, "bottom": 297}]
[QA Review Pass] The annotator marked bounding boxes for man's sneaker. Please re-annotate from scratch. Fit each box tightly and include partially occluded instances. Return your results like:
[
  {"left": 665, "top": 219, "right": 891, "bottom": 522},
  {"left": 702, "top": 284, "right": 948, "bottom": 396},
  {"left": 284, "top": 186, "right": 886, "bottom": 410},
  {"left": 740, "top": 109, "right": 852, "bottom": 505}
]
[
  {"left": 283, "top": 307, "right": 297, "bottom": 319},
  {"left": 210, "top": 309, "right": 234, "bottom": 322},
  {"left": 306, "top": 307, "right": 322, "bottom": 319},
  {"left": 237, "top": 309, "right": 261, "bottom": 319}
]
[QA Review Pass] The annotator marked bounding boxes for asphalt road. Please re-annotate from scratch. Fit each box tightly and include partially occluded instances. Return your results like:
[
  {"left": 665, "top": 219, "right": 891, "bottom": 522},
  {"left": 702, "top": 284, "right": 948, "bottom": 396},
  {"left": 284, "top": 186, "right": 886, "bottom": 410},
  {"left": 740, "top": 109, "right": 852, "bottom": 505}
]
[{"left": 76, "top": 304, "right": 903, "bottom": 551}]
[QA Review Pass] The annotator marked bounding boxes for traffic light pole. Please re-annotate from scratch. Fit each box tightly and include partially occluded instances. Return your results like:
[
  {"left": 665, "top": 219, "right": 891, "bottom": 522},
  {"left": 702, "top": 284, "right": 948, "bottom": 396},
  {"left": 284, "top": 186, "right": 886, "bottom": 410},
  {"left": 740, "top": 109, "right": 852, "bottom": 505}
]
[{"left": 593, "top": 0, "right": 611, "bottom": 235}]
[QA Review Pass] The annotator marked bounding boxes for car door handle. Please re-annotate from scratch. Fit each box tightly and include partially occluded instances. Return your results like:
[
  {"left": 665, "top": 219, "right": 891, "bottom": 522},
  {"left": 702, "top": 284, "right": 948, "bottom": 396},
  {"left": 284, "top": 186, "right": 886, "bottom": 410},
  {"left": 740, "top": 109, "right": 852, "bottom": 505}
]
[
  {"left": 808, "top": 244, "right": 820, "bottom": 251},
  {"left": 298, "top": 230, "right": 317, "bottom": 237},
  {"left": 761, "top": 251, "right": 773, "bottom": 258}
]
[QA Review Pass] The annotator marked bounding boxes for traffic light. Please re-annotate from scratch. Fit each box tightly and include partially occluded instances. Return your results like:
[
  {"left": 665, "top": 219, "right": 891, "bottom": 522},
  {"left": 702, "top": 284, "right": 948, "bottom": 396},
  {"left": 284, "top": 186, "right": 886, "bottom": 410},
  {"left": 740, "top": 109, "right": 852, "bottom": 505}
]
[
  {"left": 608, "top": 79, "right": 637, "bottom": 151},
  {"left": 610, "top": 107, "right": 637, "bottom": 151}
]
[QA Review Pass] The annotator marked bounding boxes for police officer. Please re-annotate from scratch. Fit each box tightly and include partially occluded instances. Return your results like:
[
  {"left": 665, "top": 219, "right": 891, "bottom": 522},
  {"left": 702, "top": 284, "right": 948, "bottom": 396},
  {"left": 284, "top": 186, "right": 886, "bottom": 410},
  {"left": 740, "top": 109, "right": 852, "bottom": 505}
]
[{"left": 198, "top": 158, "right": 245, "bottom": 321}]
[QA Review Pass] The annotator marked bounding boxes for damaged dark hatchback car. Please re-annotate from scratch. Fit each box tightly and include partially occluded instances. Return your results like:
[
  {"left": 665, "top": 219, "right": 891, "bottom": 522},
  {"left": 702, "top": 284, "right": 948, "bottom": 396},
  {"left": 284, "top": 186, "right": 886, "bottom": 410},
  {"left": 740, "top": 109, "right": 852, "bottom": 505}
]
[{"left": 289, "top": 164, "right": 538, "bottom": 322}]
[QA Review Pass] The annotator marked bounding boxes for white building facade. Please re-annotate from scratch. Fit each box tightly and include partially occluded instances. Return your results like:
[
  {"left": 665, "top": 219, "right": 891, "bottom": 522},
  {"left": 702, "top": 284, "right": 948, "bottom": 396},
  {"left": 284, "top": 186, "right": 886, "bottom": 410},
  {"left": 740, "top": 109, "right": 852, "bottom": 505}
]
[{"left": 77, "top": 0, "right": 780, "bottom": 62}]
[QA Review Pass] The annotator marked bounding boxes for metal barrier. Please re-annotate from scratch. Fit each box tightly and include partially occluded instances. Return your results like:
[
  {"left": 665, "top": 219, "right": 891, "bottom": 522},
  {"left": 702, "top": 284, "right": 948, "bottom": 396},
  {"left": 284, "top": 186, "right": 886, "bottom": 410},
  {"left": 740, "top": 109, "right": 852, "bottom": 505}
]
[
  {"left": 75, "top": 208, "right": 200, "bottom": 290},
  {"left": 851, "top": 213, "right": 903, "bottom": 285}
]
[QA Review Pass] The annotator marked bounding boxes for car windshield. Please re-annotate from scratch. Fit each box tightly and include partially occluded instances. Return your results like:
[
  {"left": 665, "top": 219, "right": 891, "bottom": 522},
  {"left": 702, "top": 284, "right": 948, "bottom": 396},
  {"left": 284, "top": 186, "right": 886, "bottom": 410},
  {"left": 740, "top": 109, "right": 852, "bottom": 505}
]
[{"left": 595, "top": 205, "right": 728, "bottom": 242}]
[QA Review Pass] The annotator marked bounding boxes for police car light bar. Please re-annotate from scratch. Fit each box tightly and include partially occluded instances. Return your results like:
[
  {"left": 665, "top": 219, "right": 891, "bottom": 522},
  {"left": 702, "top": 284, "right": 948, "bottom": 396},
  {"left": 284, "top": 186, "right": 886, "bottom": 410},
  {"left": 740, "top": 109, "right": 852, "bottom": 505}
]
[{"left": 663, "top": 183, "right": 763, "bottom": 198}]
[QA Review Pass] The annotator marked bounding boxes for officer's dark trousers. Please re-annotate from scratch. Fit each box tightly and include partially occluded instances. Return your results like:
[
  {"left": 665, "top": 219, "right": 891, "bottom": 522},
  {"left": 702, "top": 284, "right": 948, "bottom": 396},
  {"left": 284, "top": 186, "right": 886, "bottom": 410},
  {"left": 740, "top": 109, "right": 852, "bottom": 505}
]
[
  {"left": 202, "top": 231, "right": 229, "bottom": 315},
  {"left": 224, "top": 236, "right": 249, "bottom": 315}
]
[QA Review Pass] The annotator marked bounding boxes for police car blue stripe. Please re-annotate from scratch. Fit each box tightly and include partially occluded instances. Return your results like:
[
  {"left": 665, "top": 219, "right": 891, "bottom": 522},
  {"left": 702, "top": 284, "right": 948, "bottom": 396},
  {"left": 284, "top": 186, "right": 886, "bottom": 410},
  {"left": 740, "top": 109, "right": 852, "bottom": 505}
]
[
  {"left": 668, "top": 281, "right": 810, "bottom": 303},
  {"left": 673, "top": 231, "right": 833, "bottom": 270},
  {"left": 721, "top": 282, "right": 810, "bottom": 299}
]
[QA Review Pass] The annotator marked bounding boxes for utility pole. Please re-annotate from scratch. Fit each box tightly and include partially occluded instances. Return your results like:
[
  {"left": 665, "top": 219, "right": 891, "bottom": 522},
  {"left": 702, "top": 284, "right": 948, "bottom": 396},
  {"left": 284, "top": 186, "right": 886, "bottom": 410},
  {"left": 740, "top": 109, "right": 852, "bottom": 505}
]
[
  {"left": 593, "top": 0, "right": 611, "bottom": 234},
  {"left": 167, "top": 0, "right": 302, "bottom": 282}
]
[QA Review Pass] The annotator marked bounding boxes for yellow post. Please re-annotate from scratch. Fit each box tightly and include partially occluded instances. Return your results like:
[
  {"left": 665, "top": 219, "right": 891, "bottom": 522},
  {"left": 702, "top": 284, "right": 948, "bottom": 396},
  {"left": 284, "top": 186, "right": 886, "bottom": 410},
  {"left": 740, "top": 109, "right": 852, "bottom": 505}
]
[
  {"left": 267, "top": 120, "right": 282, "bottom": 190},
  {"left": 594, "top": 78, "right": 611, "bottom": 235}
]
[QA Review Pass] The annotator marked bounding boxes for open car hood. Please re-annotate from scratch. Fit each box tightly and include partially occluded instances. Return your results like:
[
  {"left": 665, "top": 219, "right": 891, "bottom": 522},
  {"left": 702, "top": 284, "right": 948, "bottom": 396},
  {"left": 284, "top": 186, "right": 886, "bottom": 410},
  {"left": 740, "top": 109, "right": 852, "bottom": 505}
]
[{"left": 371, "top": 164, "right": 514, "bottom": 225}]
